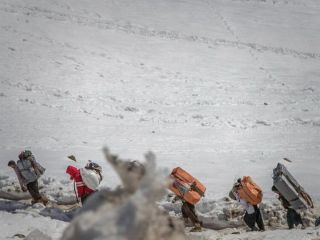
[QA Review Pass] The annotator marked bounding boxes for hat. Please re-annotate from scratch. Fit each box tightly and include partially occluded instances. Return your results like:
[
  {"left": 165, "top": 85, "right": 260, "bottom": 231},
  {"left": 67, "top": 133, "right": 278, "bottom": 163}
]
[
  {"left": 85, "top": 160, "right": 102, "bottom": 172},
  {"left": 8, "top": 160, "right": 16, "bottom": 166}
]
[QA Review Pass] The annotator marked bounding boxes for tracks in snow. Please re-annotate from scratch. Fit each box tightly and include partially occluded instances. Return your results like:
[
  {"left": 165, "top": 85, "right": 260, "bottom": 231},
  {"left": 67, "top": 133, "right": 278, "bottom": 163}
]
[{"left": 0, "top": 2, "right": 320, "bottom": 60}]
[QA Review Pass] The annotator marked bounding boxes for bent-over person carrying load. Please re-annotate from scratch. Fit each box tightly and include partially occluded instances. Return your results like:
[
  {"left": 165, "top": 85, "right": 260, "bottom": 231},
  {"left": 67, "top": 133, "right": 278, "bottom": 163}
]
[
  {"left": 271, "top": 163, "right": 314, "bottom": 229},
  {"left": 229, "top": 177, "right": 265, "bottom": 232},
  {"left": 8, "top": 150, "right": 48, "bottom": 205},
  {"left": 66, "top": 160, "right": 103, "bottom": 205},
  {"left": 169, "top": 167, "right": 206, "bottom": 232},
  {"left": 272, "top": 185, "right": 305, "bottom": 229}
]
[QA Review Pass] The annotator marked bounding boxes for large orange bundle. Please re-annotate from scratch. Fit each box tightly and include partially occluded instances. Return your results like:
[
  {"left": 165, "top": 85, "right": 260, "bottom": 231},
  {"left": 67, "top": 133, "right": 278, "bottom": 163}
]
[
  {"left": 169, "top": 167, "right": 206, "bottom": 205},
  {"left": 238, "top": 176, "right": 263, "bottom": 205}
]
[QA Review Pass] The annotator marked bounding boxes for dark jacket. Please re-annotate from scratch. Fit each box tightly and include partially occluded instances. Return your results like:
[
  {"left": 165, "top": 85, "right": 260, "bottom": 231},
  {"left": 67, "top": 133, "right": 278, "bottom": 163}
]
[{"left": 278, "top": 195, "right": 291, "bottom": 209}]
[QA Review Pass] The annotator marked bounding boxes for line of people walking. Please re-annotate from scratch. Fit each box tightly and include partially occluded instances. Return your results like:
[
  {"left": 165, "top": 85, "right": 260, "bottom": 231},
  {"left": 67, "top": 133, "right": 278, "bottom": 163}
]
[
  {"left": 169, "top": 164, "right": 316, "bottom": 232},
  {"left": 8, "top": 150, "right": 102, "bottom": 206},
  {"left": 7, "top": 150, "right": 319, "bottom": 233}
]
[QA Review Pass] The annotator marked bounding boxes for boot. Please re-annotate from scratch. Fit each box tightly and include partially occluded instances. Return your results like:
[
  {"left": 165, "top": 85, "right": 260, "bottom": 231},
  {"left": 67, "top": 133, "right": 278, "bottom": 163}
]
[
  {"left": 31, "top": 198, "right": 41, "bottom": 205},
  {"left": 190, "top": 223, "right": 202, "bottom": 232},
  {"left": 41, "top": 195, "right": 49, "bottom": 206}
]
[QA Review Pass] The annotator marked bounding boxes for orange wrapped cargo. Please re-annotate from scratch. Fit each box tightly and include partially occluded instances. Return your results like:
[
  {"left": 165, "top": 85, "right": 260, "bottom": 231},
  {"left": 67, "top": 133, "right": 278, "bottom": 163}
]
[
  {"left": 238, "top": 176, "right": 263, "bottom": 205},
  {"left": 169, "top": 167, "right": 206, "bottom": 205}
]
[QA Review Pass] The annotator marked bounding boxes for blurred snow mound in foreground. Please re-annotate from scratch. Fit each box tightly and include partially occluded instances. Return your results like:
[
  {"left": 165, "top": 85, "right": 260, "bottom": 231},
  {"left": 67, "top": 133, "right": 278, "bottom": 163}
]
[{"left": 61, "top": 148, "right": 185, "bottom": 240}]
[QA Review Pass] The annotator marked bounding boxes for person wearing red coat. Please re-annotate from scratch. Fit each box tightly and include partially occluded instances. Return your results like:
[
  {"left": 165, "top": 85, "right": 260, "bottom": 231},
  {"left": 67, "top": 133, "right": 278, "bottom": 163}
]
[{"left": 66, "top": 165, "right": 95, "bottom": 204}]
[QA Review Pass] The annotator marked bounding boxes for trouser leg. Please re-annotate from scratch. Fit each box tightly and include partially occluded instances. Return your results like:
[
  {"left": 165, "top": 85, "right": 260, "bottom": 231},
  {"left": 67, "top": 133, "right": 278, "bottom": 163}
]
[
  {"left": 287, "top": 208, "right": 295, "bottom": 229},
  {"left": 27, "top": 180, "right": 42, "bottom": 202},
  {"left": 293, "top": 210, "right": 304, "bottom": 226},
  {"left": 181, "top": 202, "right": 200, "bottom": 226},
  {"left": 254, "top": 205, "right": 265, "bottom": 231},
  {"left": 244, "top": 211, "right": 256, "bottom": 230},
  {"left": 81, "top": 195, "right": 89, "bottom": 205}
]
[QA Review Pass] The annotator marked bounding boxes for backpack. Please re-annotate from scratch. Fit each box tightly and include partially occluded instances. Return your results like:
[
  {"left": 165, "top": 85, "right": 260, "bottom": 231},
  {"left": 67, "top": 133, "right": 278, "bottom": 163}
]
[
  {"left": 80, "top": 168, "right": 102, "bottom": 190},
  {"left": 238, "top": 176, "right": 263, "bottom": 205},
  {"left": 17, "top": 151, "right": 46, "bottom": 181},
  {"left": 273, "top": 163, "right": 313, "bottom": 209},
  {"left": 85, "top": 161, "right": 103, "bottom": 181},
  {"left": 19, "top": 150, "right": 32, "bottom": 160},
  {"left": 169, "top": 167, "right": 206, "bottom": 205}
]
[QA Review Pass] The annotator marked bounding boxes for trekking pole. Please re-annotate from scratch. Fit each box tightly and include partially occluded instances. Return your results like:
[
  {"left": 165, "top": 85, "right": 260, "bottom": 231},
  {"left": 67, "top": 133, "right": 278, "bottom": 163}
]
[{"left": 73, "top": 181, "right": 80, "bottom": 204}]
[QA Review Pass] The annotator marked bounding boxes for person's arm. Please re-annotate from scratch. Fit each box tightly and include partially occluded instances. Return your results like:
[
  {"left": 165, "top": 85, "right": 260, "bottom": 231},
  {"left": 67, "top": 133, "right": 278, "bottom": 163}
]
[
  {"left": 279, "top": 195, "right": 290, "bottom": 209},
  {"left": 238, "top": 198, "right": 249, "bottom": 209},
  {"left": 235, "top": 192, "right": 249, "bottom": 211},
  {"left": 172, "top": 195, "right": 181, "bottom": 203},
  {"left": 66, "top": 165, "right": 78, "bottom": 180},
  {"left": 239, "top": 198, "right": 255, "bottom": 214}
]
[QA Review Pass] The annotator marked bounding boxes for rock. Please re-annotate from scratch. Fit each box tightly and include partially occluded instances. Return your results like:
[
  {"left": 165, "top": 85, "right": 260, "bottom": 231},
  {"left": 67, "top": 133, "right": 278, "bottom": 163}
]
[
  {"left": 12, "top": 233, "right": 25, "bottom": 238},
  {"left": 25, "top": 229, "right": 51, "bottom": 240}
]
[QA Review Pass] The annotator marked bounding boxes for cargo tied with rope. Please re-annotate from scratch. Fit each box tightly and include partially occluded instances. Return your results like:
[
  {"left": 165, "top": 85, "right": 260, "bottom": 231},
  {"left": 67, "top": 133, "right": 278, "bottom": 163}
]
[{"left": 169, "top": 167, "right": 206, "bottom": 205}]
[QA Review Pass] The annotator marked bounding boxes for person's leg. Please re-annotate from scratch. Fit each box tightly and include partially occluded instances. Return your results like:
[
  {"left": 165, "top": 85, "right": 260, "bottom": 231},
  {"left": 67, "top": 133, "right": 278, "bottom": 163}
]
[
  {"left": 287, "top": 208, "right": 295, "bottom": 229},
  {"left": 254, "top": 205, "right": 265, "bottom": 231},
  {"left": 26, "top": 180, "right": 42, "bottom": 202},
  {"left": 243, "top": 211, "right": 257, "bottom": 230},
  {"left": 81, "top": 195, "right": 89, "bottom": 205},
  {"left": 181, "top": 202, "right": 201, "bottom": 231},
  {"left": 181, "top": 202, "right": 200, "bottom": 225},
  {"left": 184, "top": 202, "right": 200, "bottom": 225},
  {"left": 181, "top": 202, "right": 189, "bottom": 224},
  {"left": 293, "top": 210, "right": 304, "bottom": 227}
]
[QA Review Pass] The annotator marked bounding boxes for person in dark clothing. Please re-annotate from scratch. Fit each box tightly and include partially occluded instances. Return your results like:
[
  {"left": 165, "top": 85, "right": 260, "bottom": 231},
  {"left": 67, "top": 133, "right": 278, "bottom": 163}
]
[
  {"left": 25, "top": 179, "right": 42, "bottom": 203},
  {"left": 173, "top": 196, "right": 202, "bottom": 232},
  {"left": 181, "top": 201, "right": 201, "bottom": 228},
  {"left": 272, "top": 186, "right": 305, "bottom": 229},
  {"left": 243, "top": 205, "right": 265, "bottom": 231}
]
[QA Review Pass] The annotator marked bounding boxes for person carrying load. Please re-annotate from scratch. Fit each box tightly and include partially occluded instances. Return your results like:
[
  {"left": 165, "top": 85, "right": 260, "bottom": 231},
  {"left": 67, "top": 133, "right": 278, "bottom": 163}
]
[
  {"left": 272, "top": 185, "right": 305, "bottom": 229},
  {"left": 229, "top": 177, "right": 265, "bottom": 231},
  {"left": 8, "top": 150, "right": 48, "bottom": 205},
  {"left": 169, "top": 167, "right": 206, "bottom": 232},
  {"left": 66, "top": 160, "right": 102, "bottom": 204},
  {"left": 272, "top": 163, "right": 313, "bottom": 210}
]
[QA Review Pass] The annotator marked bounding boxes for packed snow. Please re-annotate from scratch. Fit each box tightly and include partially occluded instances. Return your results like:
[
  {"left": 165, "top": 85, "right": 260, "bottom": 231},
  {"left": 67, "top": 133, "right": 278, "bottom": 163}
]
[{"left": 0, "top": 0, "right": 320, "bottom": 239}]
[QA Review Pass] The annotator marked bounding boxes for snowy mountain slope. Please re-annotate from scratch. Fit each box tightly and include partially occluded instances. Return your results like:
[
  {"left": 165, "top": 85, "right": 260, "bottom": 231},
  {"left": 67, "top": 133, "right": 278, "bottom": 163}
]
[
  {"left": 1, "top": 0, "right": 319, "bottom": 199},
  {"left": 0, "top": 0, "right": 320, "bottom": 238}
]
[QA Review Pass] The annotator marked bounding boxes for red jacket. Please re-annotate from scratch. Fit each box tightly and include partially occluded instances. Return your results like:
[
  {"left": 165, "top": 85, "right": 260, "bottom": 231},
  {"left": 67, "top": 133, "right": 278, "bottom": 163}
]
[{"left": 66, "top": 165, "right": 94, "bottom": 198}]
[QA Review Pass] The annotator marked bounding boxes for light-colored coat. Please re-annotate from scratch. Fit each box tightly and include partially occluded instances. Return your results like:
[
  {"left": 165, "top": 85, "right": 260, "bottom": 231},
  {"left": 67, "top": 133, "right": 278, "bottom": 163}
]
[
  {"left": 16, "top": 156, "right": 45, "bottom": 184},
  {"left": 236, "top": 192, "right": 255, "bottom": 214}
]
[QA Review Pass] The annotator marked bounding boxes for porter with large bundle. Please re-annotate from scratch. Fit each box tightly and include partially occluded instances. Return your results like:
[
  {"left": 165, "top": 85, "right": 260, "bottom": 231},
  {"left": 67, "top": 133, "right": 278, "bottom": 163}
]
[
  {"left": 169, "top": 167, "right": 206, "bottom": 205},
  {"left": 273, "top": 163, "right": 313, "bottom": 210}
]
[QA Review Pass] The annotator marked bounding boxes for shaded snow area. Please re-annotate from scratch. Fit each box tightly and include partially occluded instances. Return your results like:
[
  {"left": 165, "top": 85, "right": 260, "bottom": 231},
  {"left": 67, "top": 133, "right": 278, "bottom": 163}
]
[
  {"left": 0, "top": 175, "right": 77, "bottom": 239},
  {"left": 1, "top": 0, "right": 320, "bottom": 239}
]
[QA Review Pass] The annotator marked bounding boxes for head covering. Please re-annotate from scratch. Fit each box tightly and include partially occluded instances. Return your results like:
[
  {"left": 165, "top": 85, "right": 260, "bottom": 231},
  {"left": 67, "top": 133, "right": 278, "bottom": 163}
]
[
  {"left": 8, "top": 160, "right": 16, "bottom": 167},
  {"left": 271, "top": 185, "right": 278, "bottom": 192},
  {"left": 18, "top": 150, "right": 32, "bottom": 160},
  {"left": 85, "top": 161, "right": 102, "bottom": 172}
]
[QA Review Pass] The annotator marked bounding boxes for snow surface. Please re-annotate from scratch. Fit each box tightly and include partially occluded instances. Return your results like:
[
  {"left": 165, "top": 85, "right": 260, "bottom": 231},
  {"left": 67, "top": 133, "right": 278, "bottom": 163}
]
[{"left": 0, "top": 0, "right": 320, "bottom": 239}]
